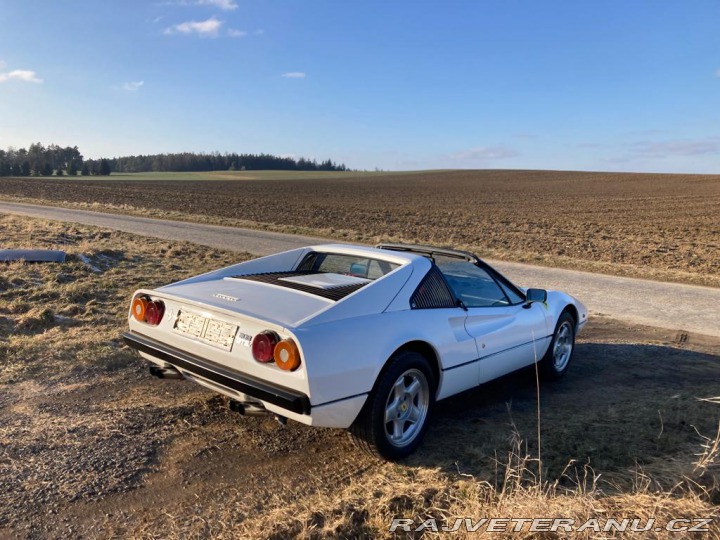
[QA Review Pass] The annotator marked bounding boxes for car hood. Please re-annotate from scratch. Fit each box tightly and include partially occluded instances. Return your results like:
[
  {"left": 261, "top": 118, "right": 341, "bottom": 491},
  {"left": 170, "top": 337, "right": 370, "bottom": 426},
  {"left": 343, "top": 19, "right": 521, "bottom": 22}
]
[{"left": 158, "top": 277, "right": 333, "bottom": 329}]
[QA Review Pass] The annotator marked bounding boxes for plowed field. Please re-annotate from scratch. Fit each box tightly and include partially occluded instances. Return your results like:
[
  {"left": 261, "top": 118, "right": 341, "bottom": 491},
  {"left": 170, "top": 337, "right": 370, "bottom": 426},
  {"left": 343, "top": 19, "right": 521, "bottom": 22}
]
[{"left": 1, "top": 169, "right": 718, "bottom": 285}]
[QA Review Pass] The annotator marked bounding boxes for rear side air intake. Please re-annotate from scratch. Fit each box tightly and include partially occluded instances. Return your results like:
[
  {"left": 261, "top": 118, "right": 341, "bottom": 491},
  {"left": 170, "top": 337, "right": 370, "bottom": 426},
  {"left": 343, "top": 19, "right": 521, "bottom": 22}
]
[{"left": 410, "top": 265, "right": 456, "bottom": 309}]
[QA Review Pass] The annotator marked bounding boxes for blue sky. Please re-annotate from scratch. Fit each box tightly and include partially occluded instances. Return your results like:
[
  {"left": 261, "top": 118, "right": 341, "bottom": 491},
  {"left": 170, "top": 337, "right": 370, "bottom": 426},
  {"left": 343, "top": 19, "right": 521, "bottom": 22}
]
[{"left": 1, "top": 1, "right": 719, "bottom": 172}]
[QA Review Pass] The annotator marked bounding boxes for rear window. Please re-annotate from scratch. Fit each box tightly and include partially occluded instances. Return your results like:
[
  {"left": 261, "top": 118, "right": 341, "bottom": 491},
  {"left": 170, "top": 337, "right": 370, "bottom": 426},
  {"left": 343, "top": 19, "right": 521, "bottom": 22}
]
[{"left": 296, "top": 252, "right": 399, "bottom": 280}]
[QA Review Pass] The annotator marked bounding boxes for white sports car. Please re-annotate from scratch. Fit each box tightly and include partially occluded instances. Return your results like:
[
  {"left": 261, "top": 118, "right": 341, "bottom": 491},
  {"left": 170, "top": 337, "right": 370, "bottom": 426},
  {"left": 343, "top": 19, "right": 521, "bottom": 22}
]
[{"left": 123, "top": 243, "right": 587, "bottom": 460}]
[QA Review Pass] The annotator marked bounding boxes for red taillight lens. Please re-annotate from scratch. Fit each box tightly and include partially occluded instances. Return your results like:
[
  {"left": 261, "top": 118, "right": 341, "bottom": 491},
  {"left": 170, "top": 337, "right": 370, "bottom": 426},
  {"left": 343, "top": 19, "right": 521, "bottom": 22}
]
[
  {"left": 252, "top": 331, "right": 278, "bottom": 363},
  {"left": 144, "top": 300, "right": 165, "bottom": 326}
]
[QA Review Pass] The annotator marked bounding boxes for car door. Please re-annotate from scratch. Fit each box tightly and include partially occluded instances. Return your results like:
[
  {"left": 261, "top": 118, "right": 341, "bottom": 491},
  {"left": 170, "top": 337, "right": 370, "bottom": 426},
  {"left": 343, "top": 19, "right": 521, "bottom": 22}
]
[{"left": 435, "top": 258, "right": 549, "bottom": 384}]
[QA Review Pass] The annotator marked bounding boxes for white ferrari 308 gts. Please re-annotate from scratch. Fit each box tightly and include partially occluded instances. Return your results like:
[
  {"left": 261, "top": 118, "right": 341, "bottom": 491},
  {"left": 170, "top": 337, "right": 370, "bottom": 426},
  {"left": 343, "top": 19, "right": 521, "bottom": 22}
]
[{"left": 123, "top": 243, "right": 587, "bottom": 460}]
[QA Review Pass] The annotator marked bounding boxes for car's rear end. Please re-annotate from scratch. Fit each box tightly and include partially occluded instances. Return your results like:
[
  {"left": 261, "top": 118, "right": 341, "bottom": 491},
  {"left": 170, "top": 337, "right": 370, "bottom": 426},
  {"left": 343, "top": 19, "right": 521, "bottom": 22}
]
[
  {"left": 122, "top": 245, "right": 417, "bottom": 428},
  {"left": 123, "top": 283, "right": 317, "bottom": 423}
]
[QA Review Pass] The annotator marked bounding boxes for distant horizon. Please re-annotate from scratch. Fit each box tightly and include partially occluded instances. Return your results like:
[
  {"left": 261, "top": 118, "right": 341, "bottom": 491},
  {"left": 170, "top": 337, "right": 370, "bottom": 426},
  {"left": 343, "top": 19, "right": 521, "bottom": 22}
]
[
  {"left": 4, "top": 142, "right": 720, "bottom": 176},
  {"left": 2, "top": 1, "right": 720, "bottom": 173}
]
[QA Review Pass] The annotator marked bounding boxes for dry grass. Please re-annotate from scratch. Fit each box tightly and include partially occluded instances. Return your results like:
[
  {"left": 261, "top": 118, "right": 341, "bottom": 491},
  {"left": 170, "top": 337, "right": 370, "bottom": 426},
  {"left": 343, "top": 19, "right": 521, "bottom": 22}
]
[
  {"left": 1, "top": 169, "right": 719, "bottom": 287},
  {"left": 0, "top": 215, "right": 245, "bottom": 384},
  {"left": 1, "top": 214, "right": 719, "bottom": 539}
]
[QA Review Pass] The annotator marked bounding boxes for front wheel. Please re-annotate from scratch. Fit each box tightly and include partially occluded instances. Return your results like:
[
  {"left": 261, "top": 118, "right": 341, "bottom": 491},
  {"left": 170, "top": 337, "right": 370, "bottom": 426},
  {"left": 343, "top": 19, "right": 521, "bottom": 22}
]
[
  {"left": 539, "top": 312, "right": 576, "bottom": 380},
  {"left": 350, "top": 351, "right": 435, "bottom": 460}
]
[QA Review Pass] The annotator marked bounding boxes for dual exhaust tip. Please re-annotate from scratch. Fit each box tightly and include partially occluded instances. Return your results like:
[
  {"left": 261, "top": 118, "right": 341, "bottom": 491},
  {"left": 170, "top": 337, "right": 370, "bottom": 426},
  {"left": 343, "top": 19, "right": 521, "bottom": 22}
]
[{"left": 148, "top": 365, "right": 285, "bottom": 422}]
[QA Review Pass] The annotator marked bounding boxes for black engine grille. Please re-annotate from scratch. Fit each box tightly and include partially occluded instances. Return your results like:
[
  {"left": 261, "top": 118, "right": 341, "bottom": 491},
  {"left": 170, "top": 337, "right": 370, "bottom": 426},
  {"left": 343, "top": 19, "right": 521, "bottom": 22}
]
[{"left": 231, "top": 271, "right": 367, "bottom": 302}]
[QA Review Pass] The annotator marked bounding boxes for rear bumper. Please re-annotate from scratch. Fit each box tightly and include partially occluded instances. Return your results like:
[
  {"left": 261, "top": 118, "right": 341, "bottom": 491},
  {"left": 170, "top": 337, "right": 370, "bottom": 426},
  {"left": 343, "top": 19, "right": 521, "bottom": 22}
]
[{"left": 122, "top": 331, "right": 311, "bottom": 415}]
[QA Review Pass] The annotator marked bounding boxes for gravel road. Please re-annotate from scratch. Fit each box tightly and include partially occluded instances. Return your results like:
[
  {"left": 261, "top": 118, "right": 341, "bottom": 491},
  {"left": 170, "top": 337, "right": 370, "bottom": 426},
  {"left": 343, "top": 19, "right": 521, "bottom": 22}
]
[{"left": 1, "top": 201, "right": 718, "bottom": 338}]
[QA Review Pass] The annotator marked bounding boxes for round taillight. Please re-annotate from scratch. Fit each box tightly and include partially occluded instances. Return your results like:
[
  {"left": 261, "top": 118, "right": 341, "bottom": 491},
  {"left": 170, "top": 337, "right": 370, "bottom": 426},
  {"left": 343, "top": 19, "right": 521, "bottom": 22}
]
[
  {"left": 274, "top": 338, "right": 301, "bottom": 371},
  {"left": 145, "top": 300, "right": 165, "bottom": 326},
  {"left": 131, "top": 296, "right": 148, "bottom": 322},
  {"left": 252, "top": 331, "right": 278, "bottom": 363}
]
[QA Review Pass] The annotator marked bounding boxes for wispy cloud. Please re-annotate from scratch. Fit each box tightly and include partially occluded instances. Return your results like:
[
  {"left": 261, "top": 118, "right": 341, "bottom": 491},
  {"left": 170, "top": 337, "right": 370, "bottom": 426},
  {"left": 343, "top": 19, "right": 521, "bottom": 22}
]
[
  {"left": 164, "top": 16, "right": 222, "bottom": 36},
  {"left": 630, "top": 139, "right": 720, "bottom": 158},
  {"left": 254, "top": 29, "right": 264, "bottom": 35},
  {"left": 715, "top": 68, "right": 720, "bottom": 78},
  {"left": 281, "top": 72, "right": 306, "bottom": 79},
  {"left": 227, "top": 29, "right": 247, "bottom": 37},
  {"left": 122, "top": 81, "right": 144, "bottom": 92},
  {"left": 575, "top": 142, "right": 609, "bottom": 149},
  {"left": 449, "top": 146, "right": 519, "bottom": 161},
  {"left": 0, "top": 69, "right": 43, "bottom": 84},
  {"left": 511, "top": 132, "right": 538, "bottom": 140},
  {"left": 160, "top": 0, "right": 238, "bottom": 10},
  {"left": 603, "top": 138, "right": 720, "bottom": 164},
  {"left": 0, "top": 60, "right": 6, "bottom": 70},
  {"left": 196, "top": 0, "right": 237, "bottom": 10}
]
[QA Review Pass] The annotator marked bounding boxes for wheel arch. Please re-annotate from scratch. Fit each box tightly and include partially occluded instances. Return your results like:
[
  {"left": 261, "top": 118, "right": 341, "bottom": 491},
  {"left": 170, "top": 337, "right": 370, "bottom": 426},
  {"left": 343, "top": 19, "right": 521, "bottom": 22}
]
[
  {"left": 385, "top": 340, "right": 441, "bottom": 395},
  {"left": 562, "top": 304, "right": 578, "bottom": 329}
]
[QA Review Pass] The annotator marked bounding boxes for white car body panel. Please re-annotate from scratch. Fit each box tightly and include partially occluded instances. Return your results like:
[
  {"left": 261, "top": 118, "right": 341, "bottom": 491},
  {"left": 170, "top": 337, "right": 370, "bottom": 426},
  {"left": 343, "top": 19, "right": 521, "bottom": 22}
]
[
  {"left": 124, "top": 244, "right": 588, "bottom": 430},
  {"left": 466, "top": 304, "right": 550, "bottom": 384}
]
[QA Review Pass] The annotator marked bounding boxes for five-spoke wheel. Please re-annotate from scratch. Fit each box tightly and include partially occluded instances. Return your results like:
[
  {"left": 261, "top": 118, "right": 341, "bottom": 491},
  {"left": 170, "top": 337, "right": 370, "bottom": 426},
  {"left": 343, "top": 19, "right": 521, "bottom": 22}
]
[
  {"left": 540, "top": 311, "right": 576, "bottom": 379},
  {"left": 384, "top": 368, "right": 430, "bottom": 448},
  {"left": 350, "top": 351, "right": 435, "bottom": 460}
]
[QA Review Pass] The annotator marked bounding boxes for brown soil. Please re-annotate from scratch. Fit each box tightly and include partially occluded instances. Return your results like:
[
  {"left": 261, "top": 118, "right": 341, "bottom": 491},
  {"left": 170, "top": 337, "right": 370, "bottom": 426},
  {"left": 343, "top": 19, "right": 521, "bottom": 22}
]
[
  {"left": 0, "top": 215, "right": 719, "bottom": 538},
  {"left": 0, "top": 169, "right": 718, "bottom": 287}
]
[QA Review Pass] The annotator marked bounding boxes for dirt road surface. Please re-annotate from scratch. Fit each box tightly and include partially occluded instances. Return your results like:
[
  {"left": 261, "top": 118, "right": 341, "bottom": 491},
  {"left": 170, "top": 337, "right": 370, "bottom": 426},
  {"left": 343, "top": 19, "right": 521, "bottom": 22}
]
[{"left": 1, "top": 201, "right": 718, "bottom": 338}]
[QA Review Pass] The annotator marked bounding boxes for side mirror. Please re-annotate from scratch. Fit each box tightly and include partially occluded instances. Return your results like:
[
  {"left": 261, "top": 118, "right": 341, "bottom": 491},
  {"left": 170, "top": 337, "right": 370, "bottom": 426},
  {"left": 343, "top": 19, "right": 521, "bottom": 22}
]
[{"left": 525, "top": 288, "right": 547, "bottom": 305}]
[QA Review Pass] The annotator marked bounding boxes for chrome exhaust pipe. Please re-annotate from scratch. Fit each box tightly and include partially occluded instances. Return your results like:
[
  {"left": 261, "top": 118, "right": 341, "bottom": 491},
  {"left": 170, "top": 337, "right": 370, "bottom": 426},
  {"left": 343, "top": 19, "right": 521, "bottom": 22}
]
[
  {"left": 229, "top": 399, "right": 268, "bottom": 416},
  {"left": 149, "top": 365, "right": 184, "bottom": 380}
]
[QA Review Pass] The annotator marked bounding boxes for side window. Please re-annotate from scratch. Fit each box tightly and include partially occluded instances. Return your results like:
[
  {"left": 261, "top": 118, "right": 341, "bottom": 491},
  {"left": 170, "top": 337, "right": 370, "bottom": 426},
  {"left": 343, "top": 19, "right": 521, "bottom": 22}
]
[
  {"left": 436, "top": 257, "right": 510, "bottom": 308},
  {"left": 497, "top": 279, "right": 525, "bottom": 305}
]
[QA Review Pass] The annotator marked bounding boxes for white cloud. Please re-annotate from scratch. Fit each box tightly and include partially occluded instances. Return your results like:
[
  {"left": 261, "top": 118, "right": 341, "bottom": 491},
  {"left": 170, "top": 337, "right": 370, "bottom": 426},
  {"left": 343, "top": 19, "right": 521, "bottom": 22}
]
[
  {"left": 227, "top": 29, "right": 247, "bottom": 37},
  {"left": 450, "top": 146, "right": 519, "bottom": 161},
  {"left": 0, "top": 69, "right": 43, "bottom": 84},
  {"left": 196, "top": 0, "right": 237, "bottom": 10},
  {"left": 160, "top": 0, "right": 238, "bottom": 10},
  {"left": 122, "top": 81, "right": 144, "bottom": 92},
  {"left": 281, "top": 72, "right": 306, "bottom": 79},
  {"left": 164, "top": 16, "right": 222, "bottom": 36}
]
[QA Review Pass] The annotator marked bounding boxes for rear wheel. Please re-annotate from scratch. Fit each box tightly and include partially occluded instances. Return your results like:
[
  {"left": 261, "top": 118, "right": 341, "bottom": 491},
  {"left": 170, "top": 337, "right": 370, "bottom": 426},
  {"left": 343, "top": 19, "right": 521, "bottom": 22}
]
[
  {"left": 350, "top": 351, "right": 435, "bottom": 460},
  {"left": 539, "top": 311, "right": 576, "bottom": 379}
]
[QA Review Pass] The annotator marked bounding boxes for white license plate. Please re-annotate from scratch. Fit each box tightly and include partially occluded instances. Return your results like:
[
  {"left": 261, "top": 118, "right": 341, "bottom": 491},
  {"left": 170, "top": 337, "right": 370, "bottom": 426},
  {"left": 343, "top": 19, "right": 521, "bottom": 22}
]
[{"left": 174, "top": 310, "right": 238, "bottom": 351}]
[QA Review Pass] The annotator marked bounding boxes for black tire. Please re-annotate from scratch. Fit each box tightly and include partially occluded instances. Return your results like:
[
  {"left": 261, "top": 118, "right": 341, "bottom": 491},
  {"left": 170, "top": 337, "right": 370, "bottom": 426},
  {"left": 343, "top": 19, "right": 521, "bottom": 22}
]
[
  {"left": 539, "top": 311, "right": 576, "bottom": 380},
  {"left": 350, "top": 351, "right": 435, "bottom": 461}
]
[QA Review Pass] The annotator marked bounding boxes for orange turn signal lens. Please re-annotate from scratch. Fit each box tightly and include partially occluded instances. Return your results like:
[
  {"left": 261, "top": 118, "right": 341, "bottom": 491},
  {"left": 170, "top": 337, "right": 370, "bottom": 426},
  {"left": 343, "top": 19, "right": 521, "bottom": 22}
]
[
  {"left": 132, "top": 296, "right": 149, "bottom": 322},
  {"left": 274, "top": 338, "right": 301, "bottom": 371}
]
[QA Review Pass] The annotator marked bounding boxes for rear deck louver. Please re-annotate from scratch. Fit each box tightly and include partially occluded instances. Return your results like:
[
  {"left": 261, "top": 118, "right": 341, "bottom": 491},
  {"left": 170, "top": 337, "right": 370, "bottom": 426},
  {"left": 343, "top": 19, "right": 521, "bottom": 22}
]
[{"left": 231, "top": 272, "right": 367, "bottom": 301}]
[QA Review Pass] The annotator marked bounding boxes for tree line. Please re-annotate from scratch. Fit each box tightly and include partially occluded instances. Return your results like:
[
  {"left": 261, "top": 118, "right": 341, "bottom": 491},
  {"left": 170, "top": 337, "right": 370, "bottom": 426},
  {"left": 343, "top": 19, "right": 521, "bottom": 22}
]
[
  {"left": 92, "top": 152, "right": 347, "bottom": 173},
  {"left": 0, "top": 143, "right": 110, "bottom": 177},
  {"left": 0, "top": 143, "right": 347, "bottom": 177}
]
